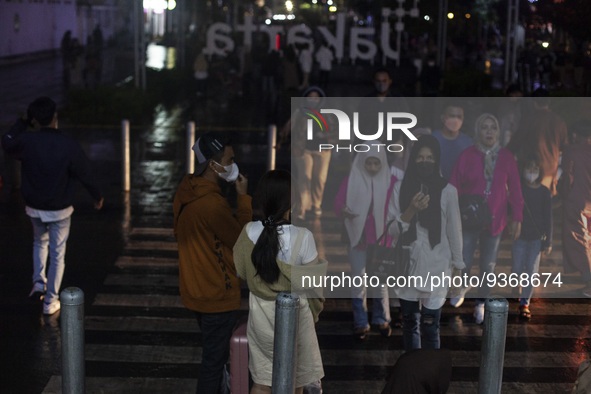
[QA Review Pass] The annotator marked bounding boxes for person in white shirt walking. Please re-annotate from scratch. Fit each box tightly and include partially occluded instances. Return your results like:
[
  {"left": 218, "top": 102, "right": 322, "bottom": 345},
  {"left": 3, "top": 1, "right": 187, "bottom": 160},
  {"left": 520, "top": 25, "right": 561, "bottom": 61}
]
[
  {"left": 2, "top": 97, "right": 104, "bottom": 315},
  {"left": 315, "top": 42, "right": 334, "bottom": 90}
]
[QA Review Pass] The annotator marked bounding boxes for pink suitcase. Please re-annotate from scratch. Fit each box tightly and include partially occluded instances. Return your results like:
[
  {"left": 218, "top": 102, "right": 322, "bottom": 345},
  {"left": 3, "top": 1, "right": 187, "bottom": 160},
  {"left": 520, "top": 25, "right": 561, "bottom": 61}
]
[{"left": 230, "top": 318, "right": 249, "bottom": 394}]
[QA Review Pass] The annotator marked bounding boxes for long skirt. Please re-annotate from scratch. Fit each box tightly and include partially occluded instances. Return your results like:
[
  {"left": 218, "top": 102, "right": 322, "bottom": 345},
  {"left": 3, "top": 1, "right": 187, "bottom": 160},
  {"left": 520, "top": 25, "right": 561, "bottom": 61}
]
[{"left": 247, "top": 293, "right": 324, "bottom": 387}]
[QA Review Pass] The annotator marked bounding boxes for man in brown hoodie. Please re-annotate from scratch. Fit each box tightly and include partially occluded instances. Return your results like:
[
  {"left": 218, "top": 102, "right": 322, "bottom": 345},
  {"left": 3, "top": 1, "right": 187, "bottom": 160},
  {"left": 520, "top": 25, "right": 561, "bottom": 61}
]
[{"left": 173, "top": 132, "right": 252, "bottom": 393}]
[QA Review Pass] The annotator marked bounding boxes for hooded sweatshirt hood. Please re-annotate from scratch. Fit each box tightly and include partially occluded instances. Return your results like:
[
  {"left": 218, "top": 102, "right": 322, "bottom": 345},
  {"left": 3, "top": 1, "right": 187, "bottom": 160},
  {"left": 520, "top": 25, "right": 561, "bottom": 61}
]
[{"left": 173, "top": 175, "right": 220, "bottom": 235}]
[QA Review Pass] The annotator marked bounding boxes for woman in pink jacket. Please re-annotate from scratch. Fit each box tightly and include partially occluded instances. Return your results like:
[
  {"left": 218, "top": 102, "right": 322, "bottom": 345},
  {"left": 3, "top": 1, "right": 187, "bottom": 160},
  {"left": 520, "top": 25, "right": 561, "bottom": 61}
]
[{"left": 449, "top": 113, "right": 523, "bottom": 324}]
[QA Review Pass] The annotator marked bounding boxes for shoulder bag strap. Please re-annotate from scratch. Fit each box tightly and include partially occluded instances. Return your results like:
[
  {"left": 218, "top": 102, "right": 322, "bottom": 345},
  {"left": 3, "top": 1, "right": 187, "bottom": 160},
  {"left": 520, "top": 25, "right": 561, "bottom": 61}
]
[
  {"left": 289, "top": 227, "right": 306, "bottom": 266},
  {"left": 376, "top": 218, "right": 398, "bottom": 247}
]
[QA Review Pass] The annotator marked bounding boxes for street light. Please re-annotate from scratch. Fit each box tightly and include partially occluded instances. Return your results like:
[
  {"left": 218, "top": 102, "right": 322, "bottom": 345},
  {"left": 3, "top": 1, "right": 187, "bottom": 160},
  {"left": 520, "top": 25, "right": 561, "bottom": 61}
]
[
  {"left": 286, "top": 0, "right": 293, "bottom": 11},
  {"left": 447, "top": 12, "right": 454, "bottom": 19}
]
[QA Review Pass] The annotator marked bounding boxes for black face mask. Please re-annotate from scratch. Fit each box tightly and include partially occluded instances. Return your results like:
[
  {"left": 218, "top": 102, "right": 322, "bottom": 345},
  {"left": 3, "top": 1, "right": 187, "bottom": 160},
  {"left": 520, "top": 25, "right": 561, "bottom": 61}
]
[{"left": 416, "top": 162, "right": 435, "bottom": 179}]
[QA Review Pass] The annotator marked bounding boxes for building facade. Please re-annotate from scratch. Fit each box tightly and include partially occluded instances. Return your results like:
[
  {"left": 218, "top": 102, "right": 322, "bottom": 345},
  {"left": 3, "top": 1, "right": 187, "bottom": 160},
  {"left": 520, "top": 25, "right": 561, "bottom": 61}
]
[{"left": 0, "top": 0, "right": 121, "bottom": 58}]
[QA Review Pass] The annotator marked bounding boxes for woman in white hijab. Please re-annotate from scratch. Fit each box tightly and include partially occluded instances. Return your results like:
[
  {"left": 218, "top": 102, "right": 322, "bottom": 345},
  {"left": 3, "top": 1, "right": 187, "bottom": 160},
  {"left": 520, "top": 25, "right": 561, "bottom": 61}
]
[{"left": 334, "top": 143, "right": 399, "bottom": 339}]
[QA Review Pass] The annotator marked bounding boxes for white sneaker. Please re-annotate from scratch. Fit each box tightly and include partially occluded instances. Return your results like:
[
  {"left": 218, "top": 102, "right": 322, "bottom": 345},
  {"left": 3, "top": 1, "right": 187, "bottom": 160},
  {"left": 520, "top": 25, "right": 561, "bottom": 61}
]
[
  {"left": 450, "top": 286, "right": 471, "bottom": 308},
  {"left": 43, "top": 300, "right": 61, "bottom": 315},
  {"left": 474, "top": 303, "right": 485, "bottom": 325},
  {"left": 583, "top": 281, "right": 591, "bottom": 298}
]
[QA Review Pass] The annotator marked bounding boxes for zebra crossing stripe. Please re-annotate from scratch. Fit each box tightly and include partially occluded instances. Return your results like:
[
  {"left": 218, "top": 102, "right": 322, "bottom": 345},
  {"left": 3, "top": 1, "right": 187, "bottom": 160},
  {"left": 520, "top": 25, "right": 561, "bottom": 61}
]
[
  {"left": 42, "top": 225, "right": 588, "bottom": 394},
  {"left": 115, "top": 256, "right": 178, "bottom": 268}
]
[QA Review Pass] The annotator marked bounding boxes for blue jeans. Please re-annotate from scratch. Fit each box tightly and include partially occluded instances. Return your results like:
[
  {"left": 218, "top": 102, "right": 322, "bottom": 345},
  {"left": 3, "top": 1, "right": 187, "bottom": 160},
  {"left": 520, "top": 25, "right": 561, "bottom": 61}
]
[
  {"left": 31, "top": 216, "right": 71, "bottom": 305},
  {"left": 349, "top": 246, "right": 390, "bottom": 329},
  {"left": 399, "top": 299, "right": 441, "bottom": 351},
  {"left": 511, "top": 238, "right": 541, "bottom": 307},
  {"left": 462, "top": 229, "right": 502, "bottom": 304},
  {"left": 195, "top": 310, "right": 238, "bottom": 394}
]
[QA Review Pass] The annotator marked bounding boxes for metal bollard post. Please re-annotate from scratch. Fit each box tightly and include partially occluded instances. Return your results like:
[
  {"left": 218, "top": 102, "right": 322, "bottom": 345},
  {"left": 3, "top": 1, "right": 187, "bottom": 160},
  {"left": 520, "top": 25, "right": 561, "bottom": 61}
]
[
  {"left": 271, "top": 292, "right": 300, "bottom": 394},
  {"left": 267, "top": 124, "right": 277, "bottom": 171},
  {"left": 478, "top": 297, "right": 509, "bottom": 394},
  {"left": 61, "top": 287, "right": 85, "bottom": 394},
  {"left": 121, "top": 119, "right": 130, "bottom": 192},
  {"left": 187, "top": 121, "right": 195, "bottom": 174}
]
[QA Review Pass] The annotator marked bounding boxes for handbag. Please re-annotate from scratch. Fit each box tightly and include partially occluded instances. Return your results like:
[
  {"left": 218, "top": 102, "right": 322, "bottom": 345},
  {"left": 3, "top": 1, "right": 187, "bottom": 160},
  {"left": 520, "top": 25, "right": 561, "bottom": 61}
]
[
  {"left": 366, "top": 220, "right": 411, "bottom": 280},
  {"left": 459, "top": 193, "right": 492, "bottom": 231},
  {"left": 459, "top": 153, "right": 498, "bottom": 231}
]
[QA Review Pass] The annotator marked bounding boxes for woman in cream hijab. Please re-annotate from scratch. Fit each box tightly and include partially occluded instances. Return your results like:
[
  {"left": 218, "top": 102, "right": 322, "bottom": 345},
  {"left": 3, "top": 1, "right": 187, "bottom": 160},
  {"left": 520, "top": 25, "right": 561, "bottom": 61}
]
[{"left": 334, "top": 143, "right": 399, "bottom": 339}]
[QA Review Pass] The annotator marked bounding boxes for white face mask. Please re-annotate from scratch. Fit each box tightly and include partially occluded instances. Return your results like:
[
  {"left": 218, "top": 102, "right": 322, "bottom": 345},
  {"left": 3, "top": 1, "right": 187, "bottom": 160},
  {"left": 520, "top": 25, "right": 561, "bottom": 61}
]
[
  {"left": 524, "top": 171, "right": 539, "bottom": 183},
  {"left": 375, "top": 82, "right": 389, "bottom": 94},
  {"left": 213, "top": 161, "right": 239, "bottom": 182}
]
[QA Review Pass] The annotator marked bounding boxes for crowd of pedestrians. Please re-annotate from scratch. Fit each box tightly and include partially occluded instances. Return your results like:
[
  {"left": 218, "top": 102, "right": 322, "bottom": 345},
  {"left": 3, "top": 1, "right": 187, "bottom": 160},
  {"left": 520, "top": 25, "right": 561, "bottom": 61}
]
[
  {"left": 166, "top": 81, "right": 589, "bottom": 392},
  {"left": 3, "top": 60, "right": 591, "bottom": 393}
]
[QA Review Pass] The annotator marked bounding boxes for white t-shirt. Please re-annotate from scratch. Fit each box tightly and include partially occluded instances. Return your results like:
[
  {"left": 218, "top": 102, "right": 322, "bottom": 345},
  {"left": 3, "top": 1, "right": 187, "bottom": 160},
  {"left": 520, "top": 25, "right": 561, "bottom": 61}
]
[
  {"left": 246, "top": 222, "right": 318, "bottom": 266},
  {"left": 315, "top": 46, "right": 334, "bottom": 71},
  {"left": 26, "top": 206, "right": 74, "bottom": 223},
  {"left": 390, "top": 166, "right": 405, "bottom": 182},
  {"left": 299, "top": 49, "right": 313, "bottom": 73}
]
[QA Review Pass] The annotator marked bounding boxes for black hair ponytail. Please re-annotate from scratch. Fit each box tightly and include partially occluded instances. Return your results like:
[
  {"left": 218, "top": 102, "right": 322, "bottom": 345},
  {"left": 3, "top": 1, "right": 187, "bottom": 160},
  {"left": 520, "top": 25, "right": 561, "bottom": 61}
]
[{"left": 251, "top": 170, "right": 293, "bottom": 284}]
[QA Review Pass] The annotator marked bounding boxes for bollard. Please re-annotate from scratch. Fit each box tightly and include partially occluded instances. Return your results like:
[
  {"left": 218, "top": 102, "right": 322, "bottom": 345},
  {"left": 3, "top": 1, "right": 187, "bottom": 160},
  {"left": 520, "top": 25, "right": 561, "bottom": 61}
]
[
  {"left": 132, "top": 0, "right": 139, "bottom": 88},
  {"left": 271, "top": 292, "right": 300, "bottom": 394},
  {"left": 122, "top": 192, "right": 131, "bottom": 243},
  {"left": 121, "top": 119, "right": 130, "bottom": 192},
  {"left": 478, "top": 297, "right": 509, "bottom": 394},
  {"left": 61, "top": 287, "right": 85, "bottom": 394},
  {"left": 267, "top": 124, "right": 277, "bottom": 171},
  {"left": 187, "top": 121, "right": 196, "bottom": 174}
]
